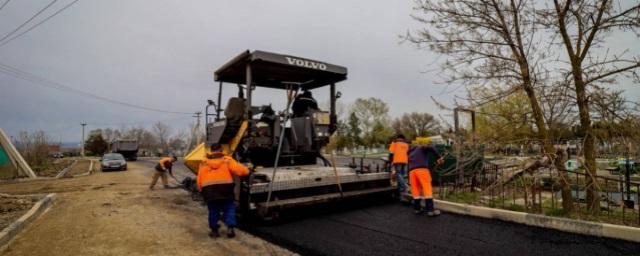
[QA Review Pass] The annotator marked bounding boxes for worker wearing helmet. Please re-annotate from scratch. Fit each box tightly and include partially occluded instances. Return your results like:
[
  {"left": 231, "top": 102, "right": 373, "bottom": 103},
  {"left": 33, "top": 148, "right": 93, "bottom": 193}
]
[
  {"left": 197, "top": 143, "right": 249, "bottom": 238},
  {"left": 389, "top": 134, "right": 410, "bottom": 192},
  {"left": 150, "top": 155, "right": 178, "bottom": 189},
  {"left": 408, "top": 137, "right": 444, "bottom": 216}
]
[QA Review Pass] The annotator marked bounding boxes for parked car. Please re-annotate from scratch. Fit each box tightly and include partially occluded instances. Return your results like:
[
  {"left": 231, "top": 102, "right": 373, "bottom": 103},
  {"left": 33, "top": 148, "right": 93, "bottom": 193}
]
[
  {"left": 101, "top": 153, "right": 127, "bottom": 171},
  {"left": 49, "top": 152, "right": 64, "bottom": 158}
]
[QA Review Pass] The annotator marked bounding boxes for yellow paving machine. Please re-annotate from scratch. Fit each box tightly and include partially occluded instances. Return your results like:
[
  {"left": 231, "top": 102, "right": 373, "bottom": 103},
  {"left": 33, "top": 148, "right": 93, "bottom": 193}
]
[{"left": 183, "top": 50, "right": 394, "bottom": 219}]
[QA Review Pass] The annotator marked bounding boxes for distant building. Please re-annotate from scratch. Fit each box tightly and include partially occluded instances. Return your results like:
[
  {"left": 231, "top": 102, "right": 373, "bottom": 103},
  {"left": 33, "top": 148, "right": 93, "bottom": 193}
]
[
  {"left": 48, "top": 144, "right": 61, "bottom": 154},
  {"left": 60, "top": 142, "right": 81, "bottom": 157}
]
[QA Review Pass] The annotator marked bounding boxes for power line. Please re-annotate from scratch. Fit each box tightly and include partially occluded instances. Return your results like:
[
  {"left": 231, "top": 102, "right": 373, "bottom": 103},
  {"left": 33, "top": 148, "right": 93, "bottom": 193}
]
[
  {"left": 86, "top": 117, "right": 192, "bottom": 127},
  {"left": 0, "top": 0, "right": 80, "bottom": 47},
  {"left": 0, "top": 0, "right": 10, "bottom": 12},
  {"left": 0, "top": 0, "right": 58, "bottom": 42},
  {"left": 0, "top": 63, "right": 195, "bottom": 115}
]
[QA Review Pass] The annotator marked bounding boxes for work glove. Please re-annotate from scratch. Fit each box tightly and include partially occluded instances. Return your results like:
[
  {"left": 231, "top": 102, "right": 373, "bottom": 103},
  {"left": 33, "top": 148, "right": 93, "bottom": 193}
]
[
  {"left": 436, "top": 158, "right": 445, "bottom": 166},
  {"left": 245, "top": 162, "right": 255, "bottom": 172}
]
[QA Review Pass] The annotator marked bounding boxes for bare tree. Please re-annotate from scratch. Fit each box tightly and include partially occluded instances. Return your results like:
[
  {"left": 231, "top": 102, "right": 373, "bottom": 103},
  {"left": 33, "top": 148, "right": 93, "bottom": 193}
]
[
  {"left": 545, "top": 0, "right": 640, "bottom": 211},
  {"left": 169, "top": 130, "right": 187, "bottom": 154},
  {"left": 591, "top": 88, "right": 638, "bottom": 154},
  {"left": 392, "top": 112, "right": 441, "bottom": 141},
  {"left": 187, "top": 122, "right": 205, "bottom": 151},
  {"left": 538, "top": 81, "right": 577, "bottom": 140},
  {"left": 123, "top": 127, "right": 157, "bottom": 154},
  {"left": 152, "top": 122, "right": 172, "bottom": 153},
  {"left": 408, "top": 0, "right": 574, "bottom": 211},
  {"left": 101, "top": 128, "right": 122, "bottom": 144},
  {"left": 16, "top": 130, "right": 51, "bottom": 172}
]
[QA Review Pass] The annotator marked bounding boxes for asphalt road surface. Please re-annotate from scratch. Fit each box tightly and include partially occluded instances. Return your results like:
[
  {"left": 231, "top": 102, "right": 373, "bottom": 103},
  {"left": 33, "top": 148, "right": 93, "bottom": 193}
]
[
  {"left": 145, "top": 158, "right": 640, "bottom": 256},
  {"left": 242, "top": 202, "right": 640, "bottom": 256}
]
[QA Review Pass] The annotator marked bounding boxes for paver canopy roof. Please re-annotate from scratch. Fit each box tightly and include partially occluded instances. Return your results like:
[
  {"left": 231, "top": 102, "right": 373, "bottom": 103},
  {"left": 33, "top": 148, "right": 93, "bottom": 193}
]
[{"left": 214, "top": 50, "right": 348, "bottom": 90}]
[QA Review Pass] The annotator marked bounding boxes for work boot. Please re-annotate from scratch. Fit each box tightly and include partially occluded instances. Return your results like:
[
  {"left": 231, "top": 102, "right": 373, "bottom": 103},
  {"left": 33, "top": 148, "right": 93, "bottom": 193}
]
[
  {"left": 163, "top": 185, "right": 170, "bottom": 189},
  {"left": 424, "top": 199, "right": 440, "bottom": 217},
  {"left": 413, "top": 199, "right": 423, "bottom": 214},
  {"left": 426, "top": 209, "right": 441, "bottom": 217},
  {"left": 227, "top": 227, "right": 236, "bottom": 238},
  {"left": 209, "top": 229, "right": 220, "bottom": 238}
]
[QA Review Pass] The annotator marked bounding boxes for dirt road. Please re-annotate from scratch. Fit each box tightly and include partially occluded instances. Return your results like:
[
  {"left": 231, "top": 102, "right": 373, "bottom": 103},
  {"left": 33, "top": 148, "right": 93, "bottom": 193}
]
[{"left": 0, "top": 160, "right": 293, "bottom": 256}]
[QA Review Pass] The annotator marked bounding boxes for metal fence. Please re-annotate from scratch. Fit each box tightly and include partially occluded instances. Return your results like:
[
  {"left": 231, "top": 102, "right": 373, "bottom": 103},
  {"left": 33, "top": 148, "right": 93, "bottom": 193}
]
[{"left": 436, "top": 161, "right": 640, "bottom": 226}]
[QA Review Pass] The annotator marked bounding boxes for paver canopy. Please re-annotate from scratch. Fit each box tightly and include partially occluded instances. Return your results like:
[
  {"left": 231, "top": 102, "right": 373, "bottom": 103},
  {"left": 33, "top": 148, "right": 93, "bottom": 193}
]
[{"left": 214, "top": 50, "right": 348, "bottom": 90}]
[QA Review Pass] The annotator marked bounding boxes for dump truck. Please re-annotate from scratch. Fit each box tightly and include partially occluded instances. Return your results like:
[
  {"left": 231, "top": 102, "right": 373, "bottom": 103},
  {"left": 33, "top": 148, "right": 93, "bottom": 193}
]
[
  {"left": 184, "top": 50, "right": 395, "bottom": 219},
  {"left": 111, "top": 139, "right": 138, "bottom": 161}
]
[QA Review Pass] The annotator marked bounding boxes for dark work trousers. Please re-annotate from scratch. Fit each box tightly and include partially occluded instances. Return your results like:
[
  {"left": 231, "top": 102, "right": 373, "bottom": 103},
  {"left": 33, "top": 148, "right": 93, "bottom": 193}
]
[{"left": 207, "top": 199, "right": 236, "bottom": 231}]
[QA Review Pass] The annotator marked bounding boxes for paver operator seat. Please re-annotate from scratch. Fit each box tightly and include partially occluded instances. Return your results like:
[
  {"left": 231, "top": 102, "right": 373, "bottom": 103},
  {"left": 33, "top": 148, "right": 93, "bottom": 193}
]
[{"left": 198, "top": 50, "right": 348, "bottom": 168}]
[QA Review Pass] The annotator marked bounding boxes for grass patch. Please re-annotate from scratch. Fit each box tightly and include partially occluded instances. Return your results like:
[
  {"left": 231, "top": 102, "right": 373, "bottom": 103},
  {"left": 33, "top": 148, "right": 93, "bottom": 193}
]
[
  {"left": 443, "top": 192, "right": 481, "bottom": 204},
  {"left": 0, "top": 165, "right": 18, "bottom": 179},
  {"left": 505, "top": 204, "right": 525, "bottom": 212},
  {"left": 442, "top": 190, "right": 640, "bottom": 228},
  {"left": 571, "top": 208, "right": 640, "bottom": 227}
]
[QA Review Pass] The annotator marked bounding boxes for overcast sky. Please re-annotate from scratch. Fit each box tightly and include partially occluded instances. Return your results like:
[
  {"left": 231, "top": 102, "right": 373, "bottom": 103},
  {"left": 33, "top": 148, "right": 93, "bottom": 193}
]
[{"left": 0, "top": 1, "right": 638, "bottom": 143}]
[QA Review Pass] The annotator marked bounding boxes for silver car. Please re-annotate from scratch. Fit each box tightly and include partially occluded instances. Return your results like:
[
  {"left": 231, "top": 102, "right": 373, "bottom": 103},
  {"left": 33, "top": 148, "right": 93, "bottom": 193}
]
[{"left": 101, "top": 153, "right": 127, "bottom": 171}]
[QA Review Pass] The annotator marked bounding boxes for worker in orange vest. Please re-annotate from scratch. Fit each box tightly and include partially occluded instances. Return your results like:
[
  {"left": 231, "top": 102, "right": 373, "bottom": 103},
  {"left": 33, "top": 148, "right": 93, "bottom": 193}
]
[
  {"left": 150, "top": 155, "right": 177, "bottom": 189},
  {"left": 408, "top": 137, "right": 444, "bottom": 216},
  {"left": 197, "top": 143, "right": 249, "bottom": 238},
  {"left": 389, "top": 134, "right": 410, "bottom": 193}
]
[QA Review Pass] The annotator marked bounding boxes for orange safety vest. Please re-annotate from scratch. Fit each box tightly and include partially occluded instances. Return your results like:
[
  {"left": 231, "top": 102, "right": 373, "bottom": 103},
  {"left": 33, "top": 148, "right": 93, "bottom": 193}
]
[
  {"left": 196, "top": 153, "right": 249, "bottom": 201},
  {"left": 155, "top": 157, "right": 174, "bottom": 172},
  {"left": 389, "top": 140, "right": 409, "bottom": 164}
]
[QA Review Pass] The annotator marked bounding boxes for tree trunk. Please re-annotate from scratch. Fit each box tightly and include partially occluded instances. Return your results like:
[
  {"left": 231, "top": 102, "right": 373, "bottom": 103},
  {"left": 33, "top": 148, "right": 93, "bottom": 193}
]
[
  {"left": 574, "top": 74, "right": 600, "bottom": 212},
  {"left": 555, "top": 147, "right": 573, "bottom": 212}
]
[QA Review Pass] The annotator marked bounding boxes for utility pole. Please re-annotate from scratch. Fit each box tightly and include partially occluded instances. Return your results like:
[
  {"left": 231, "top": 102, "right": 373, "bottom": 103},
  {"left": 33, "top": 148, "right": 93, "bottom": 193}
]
[
  {"left": 624, "top": 142, "right": 633, "bottom": 209},
  {"left": 81, "top": 122, "right": 87, "bottom": 158},
  {"left": 189, "top": 112, "right": 202, "bottom": 150}
]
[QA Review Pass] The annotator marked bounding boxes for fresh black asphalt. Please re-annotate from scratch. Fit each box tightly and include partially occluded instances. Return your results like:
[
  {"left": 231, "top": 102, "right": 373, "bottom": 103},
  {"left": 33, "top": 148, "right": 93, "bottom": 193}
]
[{"left": 241, "top": 201, "right": 640, "bottom": 256}]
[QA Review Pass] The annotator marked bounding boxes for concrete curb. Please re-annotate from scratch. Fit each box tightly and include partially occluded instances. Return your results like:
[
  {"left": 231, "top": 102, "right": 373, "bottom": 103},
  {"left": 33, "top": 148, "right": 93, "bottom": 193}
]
[
  {"left": 0, "top": 193, "right": 56, "bottom": 251},
  {"left": 72, "top": 160, "right": 94, "bottom": 178},
  {"left": 435, "top": 199, "right": 640, "bottom": 243},
  {"left": 55, "top": 160, "right": 78, "bottom": 178}
]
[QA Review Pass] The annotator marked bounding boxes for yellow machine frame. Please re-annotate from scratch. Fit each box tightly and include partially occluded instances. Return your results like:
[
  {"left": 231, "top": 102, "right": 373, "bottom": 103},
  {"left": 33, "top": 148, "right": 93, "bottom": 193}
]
[{"left": 183, "top": 121, "right": 248, "bottom": 174}]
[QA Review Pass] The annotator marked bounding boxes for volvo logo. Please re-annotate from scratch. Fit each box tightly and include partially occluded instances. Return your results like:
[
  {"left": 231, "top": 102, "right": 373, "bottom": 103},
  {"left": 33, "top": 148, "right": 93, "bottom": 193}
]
[{"left": 285, "top": 57, "right": 327, "bottom": 70}]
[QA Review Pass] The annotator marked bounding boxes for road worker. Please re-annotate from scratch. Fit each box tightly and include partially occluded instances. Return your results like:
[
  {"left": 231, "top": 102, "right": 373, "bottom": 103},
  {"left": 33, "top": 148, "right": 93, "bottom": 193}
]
[
  {"left": 389, "top": 134, "right": 410, "bottom": 193},
  {"left": 292, "top": 90, "right": 319, "bottom": 117},
  {"left": 408, "top": 137, "right": 444, "bottom": 216},
  {"left": 197, "top": 143, "right": 249, "bottom": 238},
  {"left": 149, "top": 155, "right": 178, "bottom": 189}
]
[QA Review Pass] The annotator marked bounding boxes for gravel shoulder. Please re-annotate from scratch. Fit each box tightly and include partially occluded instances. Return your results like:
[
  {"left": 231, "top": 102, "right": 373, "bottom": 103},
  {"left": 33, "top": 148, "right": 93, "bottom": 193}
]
[
  {"left": 35, "top": 159, "right": 74, "bottom": 177},
  {"left": 0, "top": 161, "right": 294, "bottom": 256},
  {"left": 64, "top": 159, "right": 92, "bottom": 176}
]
